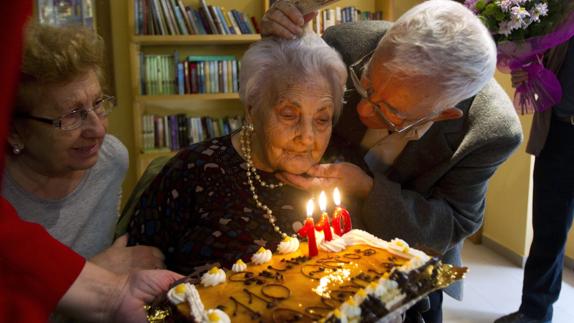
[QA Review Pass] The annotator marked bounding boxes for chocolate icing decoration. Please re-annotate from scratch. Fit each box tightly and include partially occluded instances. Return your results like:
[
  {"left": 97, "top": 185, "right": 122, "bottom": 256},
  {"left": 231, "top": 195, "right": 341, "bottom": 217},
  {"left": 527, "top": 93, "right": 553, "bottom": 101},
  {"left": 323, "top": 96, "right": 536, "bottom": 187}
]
[
  {"left": 320, "top": 297, "right": 338, "bottom": 309},
  {"left": 229, "top": 271, "right": 254, "bottom": 282},
  {"left": 316, "top": 255, "right": 350, "bottom": 264},
  {"left": 272, "top": 308, "right": 314, "bottom": 323},
  {"left": 362, "top": 248, "right": 376, "bottom": 256},
  {"left": 230, "top": 296, "right": 262, "bottom": 320},
  {"left": 342, "top": 253, "right": 362, "bottom": 260},
  {"left": 301, "top": 264, "right": 326, "bottom": 279},
  {"left": 243, "top": 288, "right": 276, "bottom": 309},
  {"left": 261, "top": 283, "right": 291, "bottom": 300},
  {"left": 267, "top": 264, "right": 288, "bottom": 272}
]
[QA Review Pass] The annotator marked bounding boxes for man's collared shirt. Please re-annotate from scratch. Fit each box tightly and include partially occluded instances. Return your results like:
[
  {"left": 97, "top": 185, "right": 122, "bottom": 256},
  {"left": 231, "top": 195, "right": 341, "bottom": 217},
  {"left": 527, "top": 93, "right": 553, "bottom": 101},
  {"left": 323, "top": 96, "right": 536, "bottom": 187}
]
[{"left": 361, "top": 121, "right": 434, "bottom": 173}]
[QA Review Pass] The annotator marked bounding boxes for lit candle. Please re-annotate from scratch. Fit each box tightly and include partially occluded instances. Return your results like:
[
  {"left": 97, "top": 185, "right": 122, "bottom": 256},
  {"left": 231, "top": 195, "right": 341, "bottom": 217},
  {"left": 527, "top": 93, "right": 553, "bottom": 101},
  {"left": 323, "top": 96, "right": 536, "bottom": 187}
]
[
  {"left": 333, "top": 187, "right": 352, "bottom": 234},
  {"left": 297, "top": 199, "right": 318, "bottom": 258},
  {"left": 316, "top": 191, "right": 333, "bottom": 241}
]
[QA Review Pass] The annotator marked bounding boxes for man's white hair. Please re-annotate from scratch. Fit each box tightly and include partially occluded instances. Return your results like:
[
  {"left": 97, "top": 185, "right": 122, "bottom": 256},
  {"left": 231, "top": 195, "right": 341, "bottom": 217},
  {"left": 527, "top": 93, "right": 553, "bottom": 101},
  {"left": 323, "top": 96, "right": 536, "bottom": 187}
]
[
  {"left": 377, "top": 0, "right": 496, "bottom": 109},
  {"left": 239, "top": 32, "right": 347, "bottom": 122}
]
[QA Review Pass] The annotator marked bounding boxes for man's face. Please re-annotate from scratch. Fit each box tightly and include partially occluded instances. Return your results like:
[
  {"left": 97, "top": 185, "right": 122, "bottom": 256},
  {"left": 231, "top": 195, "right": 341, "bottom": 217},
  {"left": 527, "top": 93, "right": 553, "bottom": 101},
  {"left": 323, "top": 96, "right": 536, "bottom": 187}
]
[{"left": 355, "top": 54, "right": 442, "bottom": 131}]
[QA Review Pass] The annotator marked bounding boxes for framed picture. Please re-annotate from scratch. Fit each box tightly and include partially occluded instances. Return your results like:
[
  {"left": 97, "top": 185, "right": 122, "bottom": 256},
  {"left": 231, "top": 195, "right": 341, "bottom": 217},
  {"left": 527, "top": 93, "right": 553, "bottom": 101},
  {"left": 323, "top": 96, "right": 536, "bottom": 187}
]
[{"left": 37, "top": 0, "right": 94, "bottom": 27}]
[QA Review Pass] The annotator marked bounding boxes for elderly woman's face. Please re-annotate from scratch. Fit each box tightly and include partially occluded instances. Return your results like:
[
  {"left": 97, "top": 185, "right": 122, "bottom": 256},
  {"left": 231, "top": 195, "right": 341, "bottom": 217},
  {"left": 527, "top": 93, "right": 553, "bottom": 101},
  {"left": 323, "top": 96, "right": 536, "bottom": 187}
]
[
  {"left": 251, "top": 77, "right": 335, "bottom": 174},
  {"left": 11, "top": 69, "right": 107, "bottom": 175}
]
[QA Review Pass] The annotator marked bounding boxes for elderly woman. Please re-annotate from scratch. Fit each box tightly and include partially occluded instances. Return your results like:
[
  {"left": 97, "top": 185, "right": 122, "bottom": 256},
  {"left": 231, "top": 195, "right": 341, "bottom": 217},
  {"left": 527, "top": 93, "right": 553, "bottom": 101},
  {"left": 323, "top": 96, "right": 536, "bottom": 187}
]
[
  {"left": 127, "top": 32, "right": 347, "bottom": 276},
  {"left": 3, "top": 22, "right": 163, "bottom": 274}
]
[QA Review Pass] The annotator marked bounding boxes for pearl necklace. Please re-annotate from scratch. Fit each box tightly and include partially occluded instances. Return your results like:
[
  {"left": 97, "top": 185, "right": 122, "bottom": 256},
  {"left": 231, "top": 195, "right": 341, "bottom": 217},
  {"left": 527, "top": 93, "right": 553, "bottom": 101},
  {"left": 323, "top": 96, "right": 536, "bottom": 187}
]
[{"left": 240, "top": 124, "right": 293, "bottom": 239}]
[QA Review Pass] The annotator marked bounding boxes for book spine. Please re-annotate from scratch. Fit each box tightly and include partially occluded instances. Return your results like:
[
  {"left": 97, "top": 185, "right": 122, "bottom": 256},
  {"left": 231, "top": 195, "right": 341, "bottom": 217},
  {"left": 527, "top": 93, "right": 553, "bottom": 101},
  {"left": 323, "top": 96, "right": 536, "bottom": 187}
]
[
  {"left": 176, "top": 0, "right": 194, "bottom": 34},
  {"left": 214, "top": 6, "right": 231, "bottom": 34},
  {"left": 199, "top": 0, "right": 217, "bottom": 34},
  {"left": 209, "top": 5, "right": 225, "bottom": 34},
  {"left": 227, "top": 10, "right": 242, "bottom": 35},
  {"left": 158, "top": 0, "right": 177, "bottom": 34}
]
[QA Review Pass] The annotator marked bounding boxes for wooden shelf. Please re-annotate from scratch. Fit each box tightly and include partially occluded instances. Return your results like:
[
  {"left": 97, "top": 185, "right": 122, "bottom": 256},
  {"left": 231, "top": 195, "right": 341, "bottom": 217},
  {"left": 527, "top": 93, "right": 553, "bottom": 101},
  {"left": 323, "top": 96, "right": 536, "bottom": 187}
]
[
  {"left": 136, "top": 93, "right": 239, "bottom": 102},
  {"left": 132, "top": 34, "right": 261, "bottom": 45},
  {"left": 134, "top": 94, "right": 243, "bottom": 115}
]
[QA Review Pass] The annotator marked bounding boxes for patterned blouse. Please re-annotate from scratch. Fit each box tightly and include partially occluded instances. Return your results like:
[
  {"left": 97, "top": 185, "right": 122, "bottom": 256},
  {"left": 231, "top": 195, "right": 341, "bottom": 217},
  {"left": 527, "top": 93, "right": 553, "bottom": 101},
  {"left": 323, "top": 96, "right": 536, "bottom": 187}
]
[{"left": 127, "top": 134, "right": 310, "bottom": 277}]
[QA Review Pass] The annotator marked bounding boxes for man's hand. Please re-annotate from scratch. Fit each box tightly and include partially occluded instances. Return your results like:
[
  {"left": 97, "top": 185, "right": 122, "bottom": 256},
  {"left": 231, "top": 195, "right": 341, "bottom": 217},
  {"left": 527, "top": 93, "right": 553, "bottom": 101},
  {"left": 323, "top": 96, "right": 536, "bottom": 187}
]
[
  {"left": 90, "top": 234, "right": 165, "bottom": 274},
  {"left": 261, "top": 0, "right": 317, "bottom": 39},
  {"left": 276, "top": 162, "right": 374, "bottom": 199}
]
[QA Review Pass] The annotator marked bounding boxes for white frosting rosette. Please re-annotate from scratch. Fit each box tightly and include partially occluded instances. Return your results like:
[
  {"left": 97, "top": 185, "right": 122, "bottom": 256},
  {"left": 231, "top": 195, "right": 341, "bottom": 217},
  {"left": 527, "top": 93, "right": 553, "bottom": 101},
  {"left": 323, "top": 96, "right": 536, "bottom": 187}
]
[
  {"left": 318, "top": 235, "right": 347, "bottom": 252},
  {"left": 251, "top": 247, "right": 272, "bottom": 265},
  {"left": 231, "top": 259, "right": 247, "bottom": 272},
  {"left": 200, "top": 267, "right": 226, "bottom": 287},
  {"left": 205, "top": 308, "right": 231, "bottom": 323},
  {"left": 167, "top": 283, "right": 191, "bottom": 305},
  {"left": 277, "top": 236, "right": 299, "bottom": 254}
]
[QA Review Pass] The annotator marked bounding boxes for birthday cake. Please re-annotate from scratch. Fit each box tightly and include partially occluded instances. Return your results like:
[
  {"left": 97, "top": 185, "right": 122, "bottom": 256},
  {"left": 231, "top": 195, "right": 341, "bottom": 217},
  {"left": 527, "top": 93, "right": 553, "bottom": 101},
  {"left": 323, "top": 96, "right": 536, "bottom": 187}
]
[{"left": 147, "top": 230, "right": 466, "bottom": 323}]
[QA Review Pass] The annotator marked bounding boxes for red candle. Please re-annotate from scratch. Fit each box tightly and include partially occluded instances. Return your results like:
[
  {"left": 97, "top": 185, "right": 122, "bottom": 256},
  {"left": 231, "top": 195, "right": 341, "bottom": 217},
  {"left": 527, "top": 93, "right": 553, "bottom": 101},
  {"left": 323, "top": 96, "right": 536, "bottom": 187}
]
[
  {"left": 331, "top": 207, "right": 343, "bottom": 236},
  {"left": 316, "top": 191, "right": 333, "bottom": 241},
  {"left": 297, "top": 199, "right": 318, "bottom": 258},
  {"left": 333, "top": 188, "right": 352, "bottom": 234}
]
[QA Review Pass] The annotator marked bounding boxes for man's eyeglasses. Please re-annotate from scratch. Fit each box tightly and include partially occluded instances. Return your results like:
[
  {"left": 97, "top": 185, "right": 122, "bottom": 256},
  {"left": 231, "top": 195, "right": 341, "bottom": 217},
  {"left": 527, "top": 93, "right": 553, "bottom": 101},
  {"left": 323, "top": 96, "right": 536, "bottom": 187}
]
[
  {"left": 15, "top": 95, "right": 116, "bottom": 131},
  {"left": 348, "top": 50, "right": 434, "bottom": 134}
]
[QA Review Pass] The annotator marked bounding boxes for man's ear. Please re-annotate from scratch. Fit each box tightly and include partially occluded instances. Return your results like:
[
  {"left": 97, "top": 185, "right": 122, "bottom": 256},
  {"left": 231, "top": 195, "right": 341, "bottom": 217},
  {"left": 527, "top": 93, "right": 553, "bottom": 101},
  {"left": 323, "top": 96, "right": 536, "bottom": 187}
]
[{"left": 432, "top": 107, "right": 463, "bottom": 122}]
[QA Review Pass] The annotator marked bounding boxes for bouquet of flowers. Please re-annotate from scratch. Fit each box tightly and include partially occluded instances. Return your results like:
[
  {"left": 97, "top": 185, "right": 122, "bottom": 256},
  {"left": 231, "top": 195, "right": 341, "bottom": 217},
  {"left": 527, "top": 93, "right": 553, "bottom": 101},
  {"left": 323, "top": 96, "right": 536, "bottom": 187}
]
[{"left": 464, "top": 0, "right": 574, "bottom": 114}]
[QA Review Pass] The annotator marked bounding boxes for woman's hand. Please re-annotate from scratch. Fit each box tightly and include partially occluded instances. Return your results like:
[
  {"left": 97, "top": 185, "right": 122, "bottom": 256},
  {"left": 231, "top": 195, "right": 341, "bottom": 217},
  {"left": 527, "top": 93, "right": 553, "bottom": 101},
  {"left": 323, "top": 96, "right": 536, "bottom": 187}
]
[
  {"left": 90, "top": 234, "right": 165, "bottom": 274},
  {"left": 261, "top": 0, "right": 317, "bottom": 39},
  {"left": 276, "top": 162, "right": 374, "bottom": 199},
  {"left": 511, "top": 68, "right": 529, "bottom": 88},
  {"left": 58, "top": 262, "right": 183, "bottom": 323}
]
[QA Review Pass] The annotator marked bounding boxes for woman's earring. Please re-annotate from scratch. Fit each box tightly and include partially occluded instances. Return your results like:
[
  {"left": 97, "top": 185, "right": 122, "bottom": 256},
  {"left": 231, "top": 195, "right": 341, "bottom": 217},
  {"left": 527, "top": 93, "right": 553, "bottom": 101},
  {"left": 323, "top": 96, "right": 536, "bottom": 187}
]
[{"left": 12, "top": 143, "right": 23, "bottom": 155}]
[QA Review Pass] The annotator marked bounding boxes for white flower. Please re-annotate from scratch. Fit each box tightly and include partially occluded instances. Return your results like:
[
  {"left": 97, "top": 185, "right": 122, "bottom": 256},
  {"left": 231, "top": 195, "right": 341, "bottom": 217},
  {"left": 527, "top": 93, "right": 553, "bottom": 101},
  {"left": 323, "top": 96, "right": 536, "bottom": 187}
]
[
  {"left": 499, "top": 21, "right": 514, "bottom": 36},
  {"left": 530, "top": 2, "right": 549, "bottom": 22},
  {"left": 510, "top": 6, "right": 531, "bottom": 30}
]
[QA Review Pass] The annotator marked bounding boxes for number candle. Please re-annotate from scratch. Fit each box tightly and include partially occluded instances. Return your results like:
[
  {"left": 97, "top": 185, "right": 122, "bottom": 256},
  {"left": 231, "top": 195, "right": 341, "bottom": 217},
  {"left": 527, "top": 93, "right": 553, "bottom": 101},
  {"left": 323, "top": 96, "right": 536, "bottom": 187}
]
[
  {"left": 333, "top": 187, "right": 352, "bottom": 234},
  {"left": 297, "top": 199, "right": 318, "bottom": 257},
  {"left": 316, "top": 191, "right": 333, "bottom": 241}
]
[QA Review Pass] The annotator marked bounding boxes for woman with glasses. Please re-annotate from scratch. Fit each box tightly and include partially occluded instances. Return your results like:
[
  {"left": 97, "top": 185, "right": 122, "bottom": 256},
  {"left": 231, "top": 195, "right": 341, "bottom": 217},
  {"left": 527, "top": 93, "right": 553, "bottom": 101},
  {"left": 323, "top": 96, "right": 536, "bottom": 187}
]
[{"left": 2, "top": 23, "right": 164, "bottom": 278}]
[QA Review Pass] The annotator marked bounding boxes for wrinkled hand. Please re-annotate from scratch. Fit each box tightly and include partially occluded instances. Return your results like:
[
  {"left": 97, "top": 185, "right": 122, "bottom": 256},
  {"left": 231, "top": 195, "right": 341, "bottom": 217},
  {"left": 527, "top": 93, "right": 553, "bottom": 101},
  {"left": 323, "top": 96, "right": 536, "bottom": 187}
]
[
  {"left": 511, "top": 68, "right": 529, "bottom": 88},
  {"left": 276, "top": 162, "right": 373, "bottom": 199},
  {"left": 111, "top": 269, "right": 184, "bottom": 323},
  {"left": 261, "top": 0, "right": 317, "bottom": 39},
  {"left": 90, "top": 234, "right": 165, "bottom": 274}
]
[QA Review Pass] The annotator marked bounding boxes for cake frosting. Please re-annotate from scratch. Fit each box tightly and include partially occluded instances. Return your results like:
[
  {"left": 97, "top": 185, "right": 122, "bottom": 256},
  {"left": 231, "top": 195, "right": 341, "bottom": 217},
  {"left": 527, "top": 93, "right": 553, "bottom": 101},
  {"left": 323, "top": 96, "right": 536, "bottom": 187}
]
[
  {"left": 157, "top": 229, "right": 465, "bottom": 322},
  {"left": 200, "top": 267, "right": 226, "bottom": 287},
  {"left": 276, "top": 236, "right": 300, "bottom": 254},
  {"left": 250, "top": 247, "right": 272, "bottom": 265}
]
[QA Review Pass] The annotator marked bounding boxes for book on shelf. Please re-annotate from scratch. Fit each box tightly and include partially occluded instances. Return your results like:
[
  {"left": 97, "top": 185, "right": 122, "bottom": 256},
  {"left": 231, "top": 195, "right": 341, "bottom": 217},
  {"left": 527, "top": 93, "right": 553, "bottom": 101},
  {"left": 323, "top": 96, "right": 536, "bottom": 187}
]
[
  {"left": 135, "top": 0, "right": 260, "bottom": 35},
  {"left": 311, "top": 6, "right": 383, "bottom": 34},
  {"left": 140, "top": 53, "right": 240, "bottom": 95},
  {"left": 141, "top": 114, "right": 244, "bottom": 152}
]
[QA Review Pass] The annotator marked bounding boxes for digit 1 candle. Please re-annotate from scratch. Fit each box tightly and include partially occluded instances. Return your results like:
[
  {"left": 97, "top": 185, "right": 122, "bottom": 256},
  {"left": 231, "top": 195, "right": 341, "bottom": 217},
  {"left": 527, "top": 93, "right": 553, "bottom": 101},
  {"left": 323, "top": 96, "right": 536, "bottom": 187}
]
[
  {"left": 333, "top": 187, "right": 352, "bottom": 234},
  {"left": 316, "top": 191, "right": 333, "bottom": 241},
  {"left": 297, "top": 199, "right": 318, "bottom": 257}
]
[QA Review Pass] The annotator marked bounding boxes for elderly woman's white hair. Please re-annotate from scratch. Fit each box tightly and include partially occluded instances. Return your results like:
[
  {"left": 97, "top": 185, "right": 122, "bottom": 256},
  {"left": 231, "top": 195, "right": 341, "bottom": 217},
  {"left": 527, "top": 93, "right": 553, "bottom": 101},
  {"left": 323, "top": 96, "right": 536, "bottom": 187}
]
[
  {"left": 375, "top": 0, "right": 496, "bottom": 110},
  {"left": 239, "top": 32, "right": 347, "bottom": 122}
]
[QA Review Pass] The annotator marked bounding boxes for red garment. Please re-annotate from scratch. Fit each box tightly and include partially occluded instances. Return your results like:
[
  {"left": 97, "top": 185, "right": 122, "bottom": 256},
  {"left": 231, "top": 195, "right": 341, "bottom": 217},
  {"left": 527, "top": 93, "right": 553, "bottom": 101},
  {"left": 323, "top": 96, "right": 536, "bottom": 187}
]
[{"left": 0, "top": 2, "right": 86, "bottom": 322}]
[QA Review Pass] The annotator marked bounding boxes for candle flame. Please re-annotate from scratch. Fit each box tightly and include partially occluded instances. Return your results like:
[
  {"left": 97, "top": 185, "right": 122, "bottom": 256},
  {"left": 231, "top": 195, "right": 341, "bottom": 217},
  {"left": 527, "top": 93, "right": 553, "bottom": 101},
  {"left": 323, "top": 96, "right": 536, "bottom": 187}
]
[
  {"left": 333, "top": 187, "right": 341, "bottom": 206},
  {"left": 319, "top": 191, "right": 327, "bottom": 211},
  {"left": 306, "top": 199, "right": 314, "bottom": 217}
]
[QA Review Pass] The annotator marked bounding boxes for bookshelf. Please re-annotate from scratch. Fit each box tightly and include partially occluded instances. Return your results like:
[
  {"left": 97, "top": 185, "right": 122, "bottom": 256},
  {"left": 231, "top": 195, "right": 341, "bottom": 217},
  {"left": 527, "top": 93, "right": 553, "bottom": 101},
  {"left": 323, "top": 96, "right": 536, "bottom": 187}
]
[{"left": 128, "top": 0, "right": 403, "bottom": 177}]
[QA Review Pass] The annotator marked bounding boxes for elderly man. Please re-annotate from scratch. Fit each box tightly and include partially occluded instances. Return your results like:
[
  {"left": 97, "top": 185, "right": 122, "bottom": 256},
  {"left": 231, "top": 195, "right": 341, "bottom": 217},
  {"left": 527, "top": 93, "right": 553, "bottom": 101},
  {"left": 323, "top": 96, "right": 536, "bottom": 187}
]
[{"left": 263, "top": 0, "right": 523, "bottom": 321}]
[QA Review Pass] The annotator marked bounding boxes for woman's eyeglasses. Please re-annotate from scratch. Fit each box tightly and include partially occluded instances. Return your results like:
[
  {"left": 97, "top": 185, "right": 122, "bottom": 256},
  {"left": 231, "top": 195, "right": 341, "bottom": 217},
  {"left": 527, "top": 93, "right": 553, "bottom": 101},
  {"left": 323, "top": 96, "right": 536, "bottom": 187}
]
[{"left": 15, "top": 95, "right": 116, "bottom": 131}]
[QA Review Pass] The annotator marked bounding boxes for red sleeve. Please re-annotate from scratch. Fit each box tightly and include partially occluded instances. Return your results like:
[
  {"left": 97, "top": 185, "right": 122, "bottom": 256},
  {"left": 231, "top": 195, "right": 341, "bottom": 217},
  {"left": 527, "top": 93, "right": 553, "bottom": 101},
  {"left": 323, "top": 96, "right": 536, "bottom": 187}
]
[{"left": 0, "top": 197, "right": 86, "bottom": 322}]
